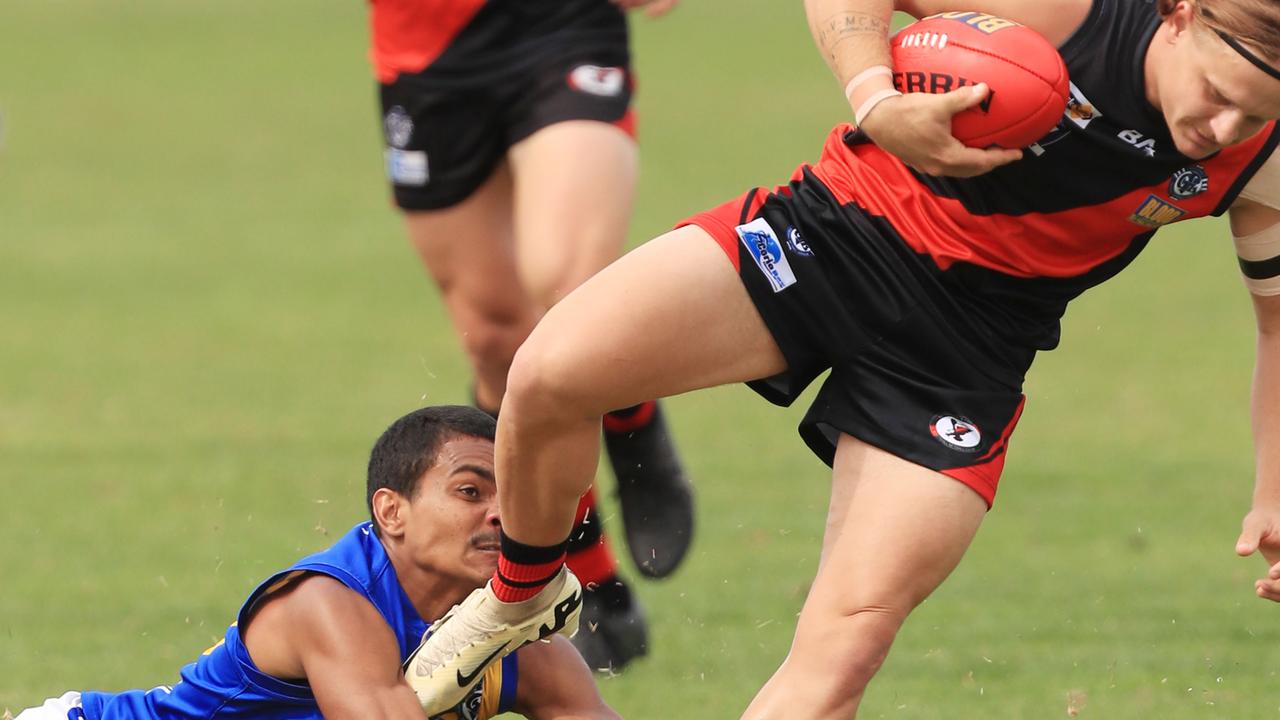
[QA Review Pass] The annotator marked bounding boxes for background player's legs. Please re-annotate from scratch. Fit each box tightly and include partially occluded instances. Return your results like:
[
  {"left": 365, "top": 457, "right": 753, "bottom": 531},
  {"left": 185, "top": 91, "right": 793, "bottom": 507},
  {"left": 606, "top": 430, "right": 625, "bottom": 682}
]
[
  {"left": 401, "top": 161, "right": 536, "bottom": 413},
  {"left": 507, "top": 119, "right": 689, "bottom": 669},
  {"left": 740, "top": 434, "right": 988, "bottom": 719},
  {"left": 498, "top": 225, "right": 787, "bottom": 547},
  {"left": 511, "top": 120, "right": 697, "bottom": 581}
]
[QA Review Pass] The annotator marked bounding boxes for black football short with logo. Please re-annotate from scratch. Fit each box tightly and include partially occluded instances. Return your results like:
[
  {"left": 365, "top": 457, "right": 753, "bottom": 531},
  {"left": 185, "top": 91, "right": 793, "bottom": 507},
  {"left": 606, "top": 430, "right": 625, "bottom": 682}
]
[
  {"left": 679, "top": 169, "right": 1037, "bottom": 507},
  {"left": 378, "top": 1, "right": 634, "bottom": 211}
]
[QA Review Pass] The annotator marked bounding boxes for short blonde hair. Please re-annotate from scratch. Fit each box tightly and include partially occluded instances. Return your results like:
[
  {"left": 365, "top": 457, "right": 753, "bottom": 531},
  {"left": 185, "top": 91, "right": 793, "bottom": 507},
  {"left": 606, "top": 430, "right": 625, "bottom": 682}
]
[{"left": 1158, "top": 0, "right": 1280, "bottom": 62}]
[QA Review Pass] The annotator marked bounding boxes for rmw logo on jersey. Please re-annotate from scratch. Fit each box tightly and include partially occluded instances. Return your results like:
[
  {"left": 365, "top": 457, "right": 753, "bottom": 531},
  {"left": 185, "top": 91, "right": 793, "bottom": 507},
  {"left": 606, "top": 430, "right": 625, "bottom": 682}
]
[
  {"left": 1118, "top": 128, "right": 1157, "bottom": 156},
  {"left": 893, "top": 72, "right": 995, "bottom": 112},
  {"left": 928, "top": 11, "right": 1020, "bottom": 33}
]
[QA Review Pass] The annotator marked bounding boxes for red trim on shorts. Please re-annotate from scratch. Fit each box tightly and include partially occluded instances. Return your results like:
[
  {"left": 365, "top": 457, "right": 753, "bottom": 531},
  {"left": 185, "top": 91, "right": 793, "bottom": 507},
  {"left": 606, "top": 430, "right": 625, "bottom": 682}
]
[
  {"left": 676, "top": 188, "right": 774, "bottom": 272},
  {"left": 613, "top": 108, "right": 637, "bottom": 139},
  {"left": 602, "top": 401, "right": 656, "bottom": 433},
  {"left": 940, "top": 395, "right": 1026, "bottom": 508}
]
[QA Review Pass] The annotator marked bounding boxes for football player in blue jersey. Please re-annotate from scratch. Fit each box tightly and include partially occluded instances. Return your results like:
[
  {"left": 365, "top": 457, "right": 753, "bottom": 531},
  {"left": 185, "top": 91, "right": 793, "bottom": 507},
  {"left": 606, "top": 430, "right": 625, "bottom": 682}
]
[{"left": 13, "top": 405, "right": 617, "bottom": 720}]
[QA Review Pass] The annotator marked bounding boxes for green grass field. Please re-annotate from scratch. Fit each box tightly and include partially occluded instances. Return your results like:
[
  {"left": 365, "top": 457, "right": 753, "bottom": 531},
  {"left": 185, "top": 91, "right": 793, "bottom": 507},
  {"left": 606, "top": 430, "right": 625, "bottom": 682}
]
[{"left": 2, "top": 1, "right": 1277, "bottom": 717}]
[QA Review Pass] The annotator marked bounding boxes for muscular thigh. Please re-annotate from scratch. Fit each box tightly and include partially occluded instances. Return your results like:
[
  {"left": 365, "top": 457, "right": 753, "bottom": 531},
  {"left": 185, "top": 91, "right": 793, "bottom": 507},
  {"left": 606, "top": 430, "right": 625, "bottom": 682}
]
[
  {"left": 509, "top": 120, "right": 637, "bottom": 308},
  {"left": 513, "top": 225, "right": 788, "bottom": 413},
  {"left": 402, "top": 163, "right": 530, "bottom": 321}
]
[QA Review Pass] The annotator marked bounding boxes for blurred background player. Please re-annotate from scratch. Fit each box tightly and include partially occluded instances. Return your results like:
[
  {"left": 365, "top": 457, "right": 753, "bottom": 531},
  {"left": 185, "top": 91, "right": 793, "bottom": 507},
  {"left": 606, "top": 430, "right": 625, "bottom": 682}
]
[
  {"left": 366, "top": 0, "right": 692, "bottom": 672},
  {"left": 13, "top": 405, "right": 618, "bottom": 720}
]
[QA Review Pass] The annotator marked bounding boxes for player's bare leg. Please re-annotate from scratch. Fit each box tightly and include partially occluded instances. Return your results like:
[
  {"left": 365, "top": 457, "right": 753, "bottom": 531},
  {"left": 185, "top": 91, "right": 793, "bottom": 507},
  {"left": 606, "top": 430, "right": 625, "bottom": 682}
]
[
  {"left": 740, "top": 434, "right": 988, "bottom": 719},
  {"left": 402, "top": 161, "right": 537, "bottom": 412},
  {"left": 406, "top": 226, "right": 787, "bottom": 709},
  {"left": 509, "top": 120, "right": 696, "bottom": 668}
]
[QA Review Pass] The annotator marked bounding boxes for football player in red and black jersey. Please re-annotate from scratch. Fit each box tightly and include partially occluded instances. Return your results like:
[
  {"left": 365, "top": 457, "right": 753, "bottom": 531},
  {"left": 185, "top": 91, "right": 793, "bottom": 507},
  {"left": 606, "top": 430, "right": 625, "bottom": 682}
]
[
  {"left": 407, "top": 0, "right": 1280, "bottom": 717},
  {"left": 367, "top": 0, "right": 689, "bottom": 674}
]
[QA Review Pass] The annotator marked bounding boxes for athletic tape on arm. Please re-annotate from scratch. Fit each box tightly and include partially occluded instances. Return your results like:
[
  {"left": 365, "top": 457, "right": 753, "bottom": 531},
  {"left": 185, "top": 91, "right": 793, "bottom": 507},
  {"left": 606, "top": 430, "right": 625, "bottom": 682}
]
[{"left": 1236, "top": 153, "right": 1280, "bottom": 295}]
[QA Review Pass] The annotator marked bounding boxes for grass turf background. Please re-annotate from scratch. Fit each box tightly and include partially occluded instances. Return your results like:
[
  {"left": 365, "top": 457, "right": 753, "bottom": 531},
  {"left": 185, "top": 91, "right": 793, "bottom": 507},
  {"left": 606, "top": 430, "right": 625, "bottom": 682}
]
[{"left": 2, "top": 1, "right": 1277, "bottom": 717}]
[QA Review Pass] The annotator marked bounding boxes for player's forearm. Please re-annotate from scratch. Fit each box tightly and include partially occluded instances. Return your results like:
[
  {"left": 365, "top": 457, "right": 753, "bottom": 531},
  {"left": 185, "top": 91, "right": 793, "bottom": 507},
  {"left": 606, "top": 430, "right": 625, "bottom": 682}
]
[
  {"left": 1251, "top": 328, "right": 1280, "bottom": 509},
  {"left": 315, "top": 684, "right": 427, "bottom": 720},
  {"left": 803, "top": 0, "right": 895, "bottom": 88}
]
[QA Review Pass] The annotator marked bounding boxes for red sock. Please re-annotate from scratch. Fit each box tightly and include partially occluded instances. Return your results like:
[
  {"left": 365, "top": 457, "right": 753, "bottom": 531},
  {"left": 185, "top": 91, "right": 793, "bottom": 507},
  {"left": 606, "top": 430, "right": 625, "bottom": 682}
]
[
  {"left": 493, "top": 532, "right": 567, "bottom": 603},
  {"left": 564, "top": 488, "right": 619, "bottom": 588},
  {"left": 602, "top": 400, "right": 657, "bottom": 434}
]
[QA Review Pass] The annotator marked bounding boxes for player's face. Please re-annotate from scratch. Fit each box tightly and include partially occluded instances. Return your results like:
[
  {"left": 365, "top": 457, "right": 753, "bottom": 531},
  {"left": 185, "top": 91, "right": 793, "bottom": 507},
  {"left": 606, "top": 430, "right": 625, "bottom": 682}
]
[
  {"left": 1163, "top": 16, "right": 1280, "bottom": 158},
  {"left": 403, "top": 435, "right": 501, "bottom": 587}
]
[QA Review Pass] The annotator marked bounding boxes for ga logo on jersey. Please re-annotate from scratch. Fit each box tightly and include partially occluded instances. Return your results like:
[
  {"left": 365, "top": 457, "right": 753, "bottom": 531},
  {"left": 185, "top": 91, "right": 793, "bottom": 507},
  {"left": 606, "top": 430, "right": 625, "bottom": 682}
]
[
  {"left": 568, "top": 65, "right": 625, "bottom": 97},
  {"left": 1169, "top": 164, "right": 1209, "bottom": 199},
  {"left": 930, "top": 415, "right": 982, "bottom": 452},
  {"left": 736, "top": 218, "right": 797, "bottom": 292},
  {"left": 1128, "top": 194, "right": 1186, "bottom": 229}
]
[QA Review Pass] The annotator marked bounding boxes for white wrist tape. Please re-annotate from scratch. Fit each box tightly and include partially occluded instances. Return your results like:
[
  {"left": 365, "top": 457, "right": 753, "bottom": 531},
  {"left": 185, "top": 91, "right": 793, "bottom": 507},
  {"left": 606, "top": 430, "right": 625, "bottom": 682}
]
[
  {"left": 844, "top": 65, "right": 893, "bottom": 103},
  {"left": 854, "top": 88, "right": 903, "bottom": 127}
]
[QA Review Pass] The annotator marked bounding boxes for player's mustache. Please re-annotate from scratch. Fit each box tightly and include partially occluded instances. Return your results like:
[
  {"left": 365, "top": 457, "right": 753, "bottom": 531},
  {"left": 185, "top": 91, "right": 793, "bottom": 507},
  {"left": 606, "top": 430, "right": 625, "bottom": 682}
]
[{"left": 470, "top": 531, "right": 501, "bottom": 550}]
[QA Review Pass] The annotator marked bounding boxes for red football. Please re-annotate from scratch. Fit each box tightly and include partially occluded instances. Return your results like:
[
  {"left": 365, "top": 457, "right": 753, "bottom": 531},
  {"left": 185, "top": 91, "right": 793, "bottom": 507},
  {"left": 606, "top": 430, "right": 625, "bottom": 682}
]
[{"left": 891, "top": 12, "right": 1069, "bottom": 148}]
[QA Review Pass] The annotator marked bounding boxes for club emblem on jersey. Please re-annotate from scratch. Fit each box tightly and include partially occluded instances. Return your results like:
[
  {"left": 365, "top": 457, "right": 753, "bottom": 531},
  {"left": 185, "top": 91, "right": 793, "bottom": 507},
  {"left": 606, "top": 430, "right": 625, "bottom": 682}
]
[
  {"left": 1065, "top": 82, "right": 1100, "bottom": 128},
  {"left": 736, "top": 218, "right": 797, "bottom": 292},
  {"left": 930, "top": 415, "right": 982, "bottom": 452},
  {"left": 1168, "top": 164, "right": 1209, "bottom": 200},
  {"left": 1128, "top": 194, "right": 1185, "bottom": 229},
  {"left": 568, "top": 65, "right": 625, "bottom": 97},
  {"left": 1028, "top": 82, "right": 1098, "bottom": 155},
  {"left": 384, "top": 105, "right": 414, "bottom": 149},
  {"left": 785, "top": 225, "right": 813, "bottom": 256}
]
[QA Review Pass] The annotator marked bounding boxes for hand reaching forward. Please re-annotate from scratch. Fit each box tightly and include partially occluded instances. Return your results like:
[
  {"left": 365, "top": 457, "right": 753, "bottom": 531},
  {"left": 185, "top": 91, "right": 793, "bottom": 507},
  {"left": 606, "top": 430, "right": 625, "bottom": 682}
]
[{"left": 1236, "top": 506, "right": 1280, "bottom": 602}]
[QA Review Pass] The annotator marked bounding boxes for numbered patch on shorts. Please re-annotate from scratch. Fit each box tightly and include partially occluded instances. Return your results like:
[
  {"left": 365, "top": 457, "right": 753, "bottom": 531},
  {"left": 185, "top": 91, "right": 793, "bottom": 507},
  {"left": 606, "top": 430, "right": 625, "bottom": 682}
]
[
  {"left": 735, "top": 218, "right": 797, "bottom": 292},
  {"left": 385, "top": 148, "right": 428, "bottom": 186}
]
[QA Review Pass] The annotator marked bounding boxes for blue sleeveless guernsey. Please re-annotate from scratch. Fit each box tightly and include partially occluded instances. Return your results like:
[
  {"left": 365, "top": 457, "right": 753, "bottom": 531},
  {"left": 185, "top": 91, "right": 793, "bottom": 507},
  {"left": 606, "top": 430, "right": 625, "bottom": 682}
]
[{"left": 78, "top": 522, "right": 518, "bottom": 719}]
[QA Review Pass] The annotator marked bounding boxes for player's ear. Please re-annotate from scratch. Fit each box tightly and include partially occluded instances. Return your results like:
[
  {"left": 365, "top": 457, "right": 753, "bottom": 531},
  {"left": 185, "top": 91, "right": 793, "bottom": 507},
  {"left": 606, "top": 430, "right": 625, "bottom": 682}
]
[
  {"left": 371, "top": 487, "right": 409, "bottom": 539},
  {"left": 1167, "top": 0, "right": 1194, "bottom": 40}
]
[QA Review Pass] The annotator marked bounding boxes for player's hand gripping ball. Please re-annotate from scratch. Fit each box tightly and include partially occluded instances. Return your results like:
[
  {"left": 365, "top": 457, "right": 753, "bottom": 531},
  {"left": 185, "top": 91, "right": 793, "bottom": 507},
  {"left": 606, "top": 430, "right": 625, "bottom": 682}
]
[{"left": 892, "top": 11, "right": 1069, "bottom": 148}]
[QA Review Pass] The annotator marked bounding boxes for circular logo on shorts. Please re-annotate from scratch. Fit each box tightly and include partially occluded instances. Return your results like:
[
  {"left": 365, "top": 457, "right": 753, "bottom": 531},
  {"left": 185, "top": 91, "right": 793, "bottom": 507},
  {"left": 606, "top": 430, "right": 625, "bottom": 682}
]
[
  {"left": 1169, "top": 164, "right": 1208, "bottom": 200},
  {"left": 785, "top": 226, "right": 813, "bottom": 256},
  {"left": 384, "top": 105, "right": 413, "bottom": 149},
  {"left": 930, "top": 415, "right": 982, "bottom": 452},
  {"left": 568, "top": 65, "right": 626, "bottom": 97}
]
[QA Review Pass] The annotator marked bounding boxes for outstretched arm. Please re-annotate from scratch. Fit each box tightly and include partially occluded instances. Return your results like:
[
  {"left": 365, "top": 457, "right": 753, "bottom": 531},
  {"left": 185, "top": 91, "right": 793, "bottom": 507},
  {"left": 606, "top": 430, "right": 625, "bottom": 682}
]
[
  {"left": 511, "top": 637, "right": 621, "bottom": 720},
  {"left": 240, "top": 575, "right": 427, "bottom": 719},
  {"left": 1230, "top": 197, "right": 1280, "bottom": 602}
]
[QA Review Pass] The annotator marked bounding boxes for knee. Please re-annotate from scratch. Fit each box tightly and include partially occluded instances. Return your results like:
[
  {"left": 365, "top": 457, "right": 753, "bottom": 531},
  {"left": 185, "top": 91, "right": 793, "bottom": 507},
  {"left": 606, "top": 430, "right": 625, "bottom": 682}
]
[
  {"left": 455, "top": 314, "right": 525, "bottom": 372},
  {"left": 504, "top": 335, "right": 600, "bottom": 424},
  {"left": 794, "top": 605, "right": 907, "bottom": 690}
]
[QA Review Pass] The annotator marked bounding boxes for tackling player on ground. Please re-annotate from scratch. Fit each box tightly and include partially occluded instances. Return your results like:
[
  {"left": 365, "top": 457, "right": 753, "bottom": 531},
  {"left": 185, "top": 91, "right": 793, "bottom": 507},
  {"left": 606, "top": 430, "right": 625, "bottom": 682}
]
[{"left": 13, "top": 406, "right": 617, "bottom": 720}]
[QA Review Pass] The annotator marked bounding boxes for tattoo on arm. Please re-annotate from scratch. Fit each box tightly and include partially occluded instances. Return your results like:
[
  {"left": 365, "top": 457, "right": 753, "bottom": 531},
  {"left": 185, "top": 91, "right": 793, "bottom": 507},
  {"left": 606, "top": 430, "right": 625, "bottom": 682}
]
[{"left": 815, "top": 12, "right": 889, "bottom": 61}]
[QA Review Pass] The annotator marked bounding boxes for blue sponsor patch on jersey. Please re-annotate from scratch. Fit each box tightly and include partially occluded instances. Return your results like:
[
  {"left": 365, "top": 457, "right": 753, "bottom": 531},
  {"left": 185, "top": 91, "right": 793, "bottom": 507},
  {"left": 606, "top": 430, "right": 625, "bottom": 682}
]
[{"left": 735, "top": 218, "right": 796, "bottom": 292}]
